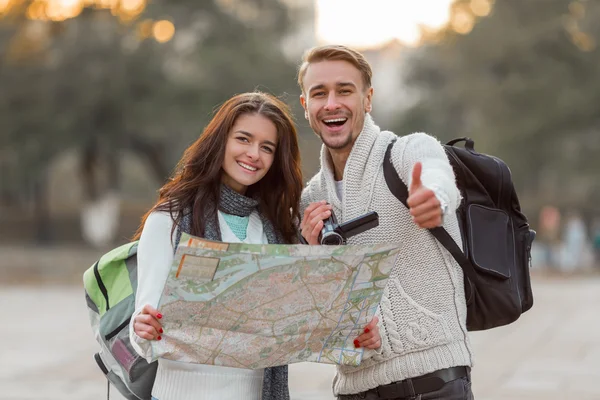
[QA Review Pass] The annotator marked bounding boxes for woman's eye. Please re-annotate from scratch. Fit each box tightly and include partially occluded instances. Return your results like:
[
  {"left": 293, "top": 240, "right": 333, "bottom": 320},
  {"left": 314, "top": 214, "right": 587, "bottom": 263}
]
[
  {"left": 236, "top": 136, "right": 249, "bottom": 143},
  {"left": 262, "top": 146, "right": 274, "bottom": 154}
]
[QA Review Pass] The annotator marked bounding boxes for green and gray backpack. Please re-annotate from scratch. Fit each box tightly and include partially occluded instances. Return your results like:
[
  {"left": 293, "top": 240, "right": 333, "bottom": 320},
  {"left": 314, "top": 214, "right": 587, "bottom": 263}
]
[{"left": 83, "top": 218, "right": 187, "bottom": 400}]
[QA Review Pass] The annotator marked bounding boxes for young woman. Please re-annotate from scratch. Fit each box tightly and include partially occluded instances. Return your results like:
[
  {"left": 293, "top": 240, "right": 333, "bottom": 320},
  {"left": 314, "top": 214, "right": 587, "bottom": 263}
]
[{"left": 129, "top": 92, "right": 303, "bottom": 400}]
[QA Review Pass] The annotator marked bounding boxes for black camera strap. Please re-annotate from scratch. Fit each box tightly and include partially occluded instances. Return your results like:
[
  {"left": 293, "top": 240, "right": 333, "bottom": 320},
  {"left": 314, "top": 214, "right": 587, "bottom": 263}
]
[{"left": 297, "top": 231, "right": 309, "bottom": 244}]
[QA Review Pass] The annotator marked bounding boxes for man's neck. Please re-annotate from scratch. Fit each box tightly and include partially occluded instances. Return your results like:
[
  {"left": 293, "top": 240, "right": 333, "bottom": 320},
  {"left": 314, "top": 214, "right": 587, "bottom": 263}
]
[{"left": 328, "top": 148, "right": 351, "bottom": 181}]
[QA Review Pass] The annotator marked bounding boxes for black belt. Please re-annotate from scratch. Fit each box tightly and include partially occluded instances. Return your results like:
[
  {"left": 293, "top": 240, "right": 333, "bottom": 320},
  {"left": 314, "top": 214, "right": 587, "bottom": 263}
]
[{"left": 371, "top": 366, "right": 469, "bottom": 399}]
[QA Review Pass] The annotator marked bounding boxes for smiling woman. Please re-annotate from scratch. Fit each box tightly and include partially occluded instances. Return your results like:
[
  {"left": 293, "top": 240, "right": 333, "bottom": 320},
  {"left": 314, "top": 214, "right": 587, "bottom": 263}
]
[
  {"left": 128, "top": 92, "right": 304, "bottom": 400},
  {"left": 316, "top": 0, "right": 454, "bottom": 48}
]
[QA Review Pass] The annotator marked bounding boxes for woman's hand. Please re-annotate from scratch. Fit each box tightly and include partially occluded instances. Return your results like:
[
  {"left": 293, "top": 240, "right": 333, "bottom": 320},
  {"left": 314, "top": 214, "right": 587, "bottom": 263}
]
[
  {"left": 354, "top": 316, "right": 381, "bottom": 349},
  {"left": 133, "top": 304, "right": 164, "bottom": 341}
]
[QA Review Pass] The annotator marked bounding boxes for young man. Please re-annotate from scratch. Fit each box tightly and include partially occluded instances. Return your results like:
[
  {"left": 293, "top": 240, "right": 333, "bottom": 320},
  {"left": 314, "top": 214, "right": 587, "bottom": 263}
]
[{"left": 298, "top": 45, "right": 474, "bottom": 399}]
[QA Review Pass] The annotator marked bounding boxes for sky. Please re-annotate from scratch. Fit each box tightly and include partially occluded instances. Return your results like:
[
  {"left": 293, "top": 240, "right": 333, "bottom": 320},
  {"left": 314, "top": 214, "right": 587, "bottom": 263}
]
[{"left": 315, "top": 0, "right": 456, "bottom": 48}]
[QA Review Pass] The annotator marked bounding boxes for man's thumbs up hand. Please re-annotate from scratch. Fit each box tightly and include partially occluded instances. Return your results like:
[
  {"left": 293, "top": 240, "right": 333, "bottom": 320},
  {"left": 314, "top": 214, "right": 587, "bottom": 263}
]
[
  {"left": 409, "top": 162, "right": 423, "bottom": 194},
  {"left": 407, "top": 162, "right": 443, "bottom": 229}
]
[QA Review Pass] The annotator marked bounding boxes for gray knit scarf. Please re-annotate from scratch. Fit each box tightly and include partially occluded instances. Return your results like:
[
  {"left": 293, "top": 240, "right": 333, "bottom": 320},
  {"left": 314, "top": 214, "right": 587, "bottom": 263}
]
[{"left": 174, "top": 184, "right": 289, "bottom": 400}]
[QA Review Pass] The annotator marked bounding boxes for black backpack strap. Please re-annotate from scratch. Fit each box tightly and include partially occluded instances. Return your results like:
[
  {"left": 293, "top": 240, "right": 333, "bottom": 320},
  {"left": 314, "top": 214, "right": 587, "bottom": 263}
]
[{"left": 382, "top": 140, "right": 480, "bottom": 284}]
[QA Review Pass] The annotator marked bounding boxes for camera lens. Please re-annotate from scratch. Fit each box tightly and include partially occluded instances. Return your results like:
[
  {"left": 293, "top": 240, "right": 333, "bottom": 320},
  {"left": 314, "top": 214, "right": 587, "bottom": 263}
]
[{"left": 320, "top": 231, "right": 344, "bottom": 245}]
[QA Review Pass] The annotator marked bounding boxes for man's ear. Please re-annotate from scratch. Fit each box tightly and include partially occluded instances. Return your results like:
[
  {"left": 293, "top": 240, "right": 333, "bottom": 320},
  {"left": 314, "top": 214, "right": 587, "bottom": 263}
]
[
  {"left": 364, "top": 87, "right": 374, "bottom": 113},
  {"left": 300, "top": 94, "right": 308, "bottom": 119}
]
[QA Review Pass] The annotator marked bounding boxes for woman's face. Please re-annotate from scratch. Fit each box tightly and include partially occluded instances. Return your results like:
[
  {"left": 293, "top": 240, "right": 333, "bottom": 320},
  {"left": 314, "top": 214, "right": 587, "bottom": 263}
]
[{"left": 221, "top": 113, "right": 278, "bottom": 194}]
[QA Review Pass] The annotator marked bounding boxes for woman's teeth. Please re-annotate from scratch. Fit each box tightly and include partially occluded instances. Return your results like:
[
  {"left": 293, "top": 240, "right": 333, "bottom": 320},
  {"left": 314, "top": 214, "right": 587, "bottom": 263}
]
[{"left": 238, "top": 162, "right": 257, "bottom": 171}]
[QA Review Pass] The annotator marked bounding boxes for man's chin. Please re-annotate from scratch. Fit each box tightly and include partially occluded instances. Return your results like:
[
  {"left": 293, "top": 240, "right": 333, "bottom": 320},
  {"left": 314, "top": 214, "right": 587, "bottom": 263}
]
[{"left": 319, "top": 132, "right": 353, "bottom": 150}]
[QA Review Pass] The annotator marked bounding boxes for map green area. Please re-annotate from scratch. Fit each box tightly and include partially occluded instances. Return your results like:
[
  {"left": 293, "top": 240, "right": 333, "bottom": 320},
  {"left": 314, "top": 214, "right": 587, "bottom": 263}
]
[{"left": 152, "top": 233, "right": 400, "bottom": 369}]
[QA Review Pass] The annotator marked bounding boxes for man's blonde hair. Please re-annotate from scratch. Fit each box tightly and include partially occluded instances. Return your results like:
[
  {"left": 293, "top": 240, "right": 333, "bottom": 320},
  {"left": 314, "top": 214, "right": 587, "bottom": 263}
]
[{"left": 297, "top": 45, "right": 373, "bottom": 94}]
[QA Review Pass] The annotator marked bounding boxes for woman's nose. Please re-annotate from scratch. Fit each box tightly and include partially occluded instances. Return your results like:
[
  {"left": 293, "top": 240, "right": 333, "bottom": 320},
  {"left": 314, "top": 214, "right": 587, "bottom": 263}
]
[{"left": 246, "top": 145, "right": 259, "bottom": 160}]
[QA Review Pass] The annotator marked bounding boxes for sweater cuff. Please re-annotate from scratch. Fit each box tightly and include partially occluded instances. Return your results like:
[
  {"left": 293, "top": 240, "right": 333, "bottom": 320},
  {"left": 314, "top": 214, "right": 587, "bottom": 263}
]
[
  {"left": 129, "top": 307, "right": 156, "bottom": 363},
  {"left": 360, "top": 307, "right": 389, "bottom": 363},
  {"left": 428, "top": 185, "right": 455, "bottom": 214}
]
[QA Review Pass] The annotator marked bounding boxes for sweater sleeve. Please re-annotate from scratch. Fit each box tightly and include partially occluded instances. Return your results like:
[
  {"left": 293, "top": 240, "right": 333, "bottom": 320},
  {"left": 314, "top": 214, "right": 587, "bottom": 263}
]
[
  {"left": 392, "top": 132, "right": 461, "bottom": 213},
  {"left": 129, "top": 211, "right": 176, "bottom": 362},
  {"left": 360, "top": 296, "right": 393, "bottom": 363},
  {"left": 300, "top": 181, "right": 316, "bottom": 214}
]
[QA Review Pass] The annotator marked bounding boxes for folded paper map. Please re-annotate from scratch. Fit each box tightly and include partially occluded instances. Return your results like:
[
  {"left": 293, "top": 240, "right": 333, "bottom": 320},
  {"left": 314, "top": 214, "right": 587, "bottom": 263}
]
[{"left": 151, "top": 233, "right": 400, "bottom": 369}]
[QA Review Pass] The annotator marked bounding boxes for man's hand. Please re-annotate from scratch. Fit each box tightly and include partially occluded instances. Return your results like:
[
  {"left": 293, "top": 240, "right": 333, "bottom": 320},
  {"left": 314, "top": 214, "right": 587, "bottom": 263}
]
[
  {"left": 300, "top": 201, "right": 332, "bottom": 245},
  {"left": 354, "top": 316, "right": 381, "bottom": 349},
  {"left": 407, "top": 162, "right": 443, "bottom": 229}
]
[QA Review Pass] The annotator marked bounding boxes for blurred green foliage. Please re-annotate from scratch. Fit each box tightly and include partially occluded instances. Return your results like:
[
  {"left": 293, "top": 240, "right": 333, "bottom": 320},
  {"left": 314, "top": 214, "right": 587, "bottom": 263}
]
[
  {"left": 2, "top": 0, "right": 598, "bottom": 243},
  {"left": 0, "top": 0, "right": 306, "bottom": 205},
  {"left": 393, "top": 0, "right": 600, "bottom": 216}
]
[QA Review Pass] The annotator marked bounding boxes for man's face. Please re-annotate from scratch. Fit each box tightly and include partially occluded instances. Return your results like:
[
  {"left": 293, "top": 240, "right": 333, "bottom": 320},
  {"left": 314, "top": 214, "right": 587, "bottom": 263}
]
[{"left": 300, "top": 60, "right": 373, "bottom": 152}]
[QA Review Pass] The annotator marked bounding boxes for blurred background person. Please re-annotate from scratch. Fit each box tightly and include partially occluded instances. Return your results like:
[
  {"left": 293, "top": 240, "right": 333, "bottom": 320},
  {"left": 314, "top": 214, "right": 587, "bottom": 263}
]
[
  {"left": 537, "top": 205, "right": 562, "bottom": 270},
  {"left": 559, "top": 211, "right": 593, "bottom": 273}
]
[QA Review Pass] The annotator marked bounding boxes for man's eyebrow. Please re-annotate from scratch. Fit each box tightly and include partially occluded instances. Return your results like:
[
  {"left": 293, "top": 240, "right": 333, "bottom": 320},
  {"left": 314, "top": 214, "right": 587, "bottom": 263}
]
[
  {"left": 308, "top": 82, "right": 357, "bottom": 93},
  {"left": 308, "top": 84, "right": 326, "bottom": 93},
  {"left": 235, "top": 130, "right": 277, "bottom": 147},
  {"left": 337, "top": 82, "right": 357, "bottom": 89}
]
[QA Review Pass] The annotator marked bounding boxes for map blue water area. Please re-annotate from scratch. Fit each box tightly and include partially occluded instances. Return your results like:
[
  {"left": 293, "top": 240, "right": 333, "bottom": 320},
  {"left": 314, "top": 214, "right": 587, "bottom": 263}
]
[{"left": 165, "top": 252, "right": 362, "bottom": 304}]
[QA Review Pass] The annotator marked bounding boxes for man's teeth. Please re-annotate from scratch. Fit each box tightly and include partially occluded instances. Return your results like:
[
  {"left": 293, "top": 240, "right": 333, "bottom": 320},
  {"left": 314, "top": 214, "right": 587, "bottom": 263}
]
[
  {"left": 238, "top": 162, "right": 257, "bottom": 171},
  {"left": 324, "top": 118, "right": 347, "bottom": 123}
]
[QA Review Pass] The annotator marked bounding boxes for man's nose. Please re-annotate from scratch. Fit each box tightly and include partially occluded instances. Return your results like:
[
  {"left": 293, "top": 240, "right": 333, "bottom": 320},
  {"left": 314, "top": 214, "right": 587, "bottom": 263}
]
[{"left": 324, "top": 93, "right": 341, "bottom": 111}]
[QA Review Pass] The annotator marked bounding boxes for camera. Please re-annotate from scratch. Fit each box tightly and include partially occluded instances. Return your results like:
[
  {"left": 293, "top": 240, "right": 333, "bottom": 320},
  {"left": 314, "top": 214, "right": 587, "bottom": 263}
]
[{"left": 319, "top": 209, "right": 379, "bottom": 245}]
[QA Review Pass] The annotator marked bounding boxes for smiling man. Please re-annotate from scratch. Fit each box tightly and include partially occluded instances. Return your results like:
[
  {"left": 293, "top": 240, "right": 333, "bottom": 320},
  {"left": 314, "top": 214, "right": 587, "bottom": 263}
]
[{"left": 298, "top": 45, "right": 475, "bottom": 400}]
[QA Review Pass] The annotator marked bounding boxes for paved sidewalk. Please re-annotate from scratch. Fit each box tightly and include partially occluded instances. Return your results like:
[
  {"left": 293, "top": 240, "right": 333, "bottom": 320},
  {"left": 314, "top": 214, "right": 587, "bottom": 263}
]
[{"left": 2, "top": 274, "right": 599, "bottom": 400}]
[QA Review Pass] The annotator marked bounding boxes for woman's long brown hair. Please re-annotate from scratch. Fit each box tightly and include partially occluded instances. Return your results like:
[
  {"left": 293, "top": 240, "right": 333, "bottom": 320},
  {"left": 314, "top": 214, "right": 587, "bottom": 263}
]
[{"left": 132, "top": 92, "right": 303, "bottom": 243}]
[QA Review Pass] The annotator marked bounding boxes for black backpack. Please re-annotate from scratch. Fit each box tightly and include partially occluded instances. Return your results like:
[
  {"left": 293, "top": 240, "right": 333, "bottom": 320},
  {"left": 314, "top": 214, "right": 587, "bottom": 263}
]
[{"left": 383, "top": 137, "right": 536, "bottom": 331}]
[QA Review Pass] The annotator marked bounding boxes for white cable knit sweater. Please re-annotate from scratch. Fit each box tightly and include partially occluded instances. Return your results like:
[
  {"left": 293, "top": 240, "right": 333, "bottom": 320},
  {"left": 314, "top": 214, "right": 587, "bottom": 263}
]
[{"left": 300, "top": 115, "right": 473, "bottom": 396}]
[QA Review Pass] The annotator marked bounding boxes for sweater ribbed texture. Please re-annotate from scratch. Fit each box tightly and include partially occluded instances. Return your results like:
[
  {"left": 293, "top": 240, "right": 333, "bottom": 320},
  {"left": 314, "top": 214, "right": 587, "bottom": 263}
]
[
  {"left": 301, "top": 115, "right": 473, "bottom": 396},
  {"left": 153, "top": 359, "right": 263, "bottom": 400}
]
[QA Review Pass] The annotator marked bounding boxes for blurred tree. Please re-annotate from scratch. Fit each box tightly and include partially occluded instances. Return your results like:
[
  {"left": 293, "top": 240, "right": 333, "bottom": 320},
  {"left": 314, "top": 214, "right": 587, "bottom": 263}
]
[
  {"left": 0, "top": 0, "right": 305, "bottom": 243},
  {"left": 393, "top": 0, "right": 600, "bottom": 216}
]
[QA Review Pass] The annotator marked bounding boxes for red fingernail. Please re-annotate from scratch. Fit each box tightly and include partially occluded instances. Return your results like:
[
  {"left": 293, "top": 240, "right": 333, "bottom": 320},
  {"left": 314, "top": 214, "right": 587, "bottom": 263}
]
[
  {"left": 157, "top": 336, "right": 162, "bottom": 341},
  {"left": 353, "top": 340, "right": 360, "bottom": 348},
  {"left": 159, "top": 328, "right": 163, "bottom": 334},
  {"left": 157, "top": 313, "right": 163, "bottom": 319},
  {"left": 364, "top": 328, "right": 370, "bottom": 334}
]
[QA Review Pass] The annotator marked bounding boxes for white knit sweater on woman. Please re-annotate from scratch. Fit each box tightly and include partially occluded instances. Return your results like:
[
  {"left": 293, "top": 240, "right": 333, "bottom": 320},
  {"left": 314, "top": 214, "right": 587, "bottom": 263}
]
[
  {"left": 129, "top": 210, "right": 268, "bottom": 400},
  {"left": 300, "top": 115, "right": 474, "bottom": 396}
]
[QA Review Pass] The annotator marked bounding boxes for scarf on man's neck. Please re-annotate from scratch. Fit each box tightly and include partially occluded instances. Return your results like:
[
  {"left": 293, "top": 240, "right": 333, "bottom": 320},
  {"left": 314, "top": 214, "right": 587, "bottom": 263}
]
[{"left": 178, "top": 184, "right": 284, "bottom": 244}]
